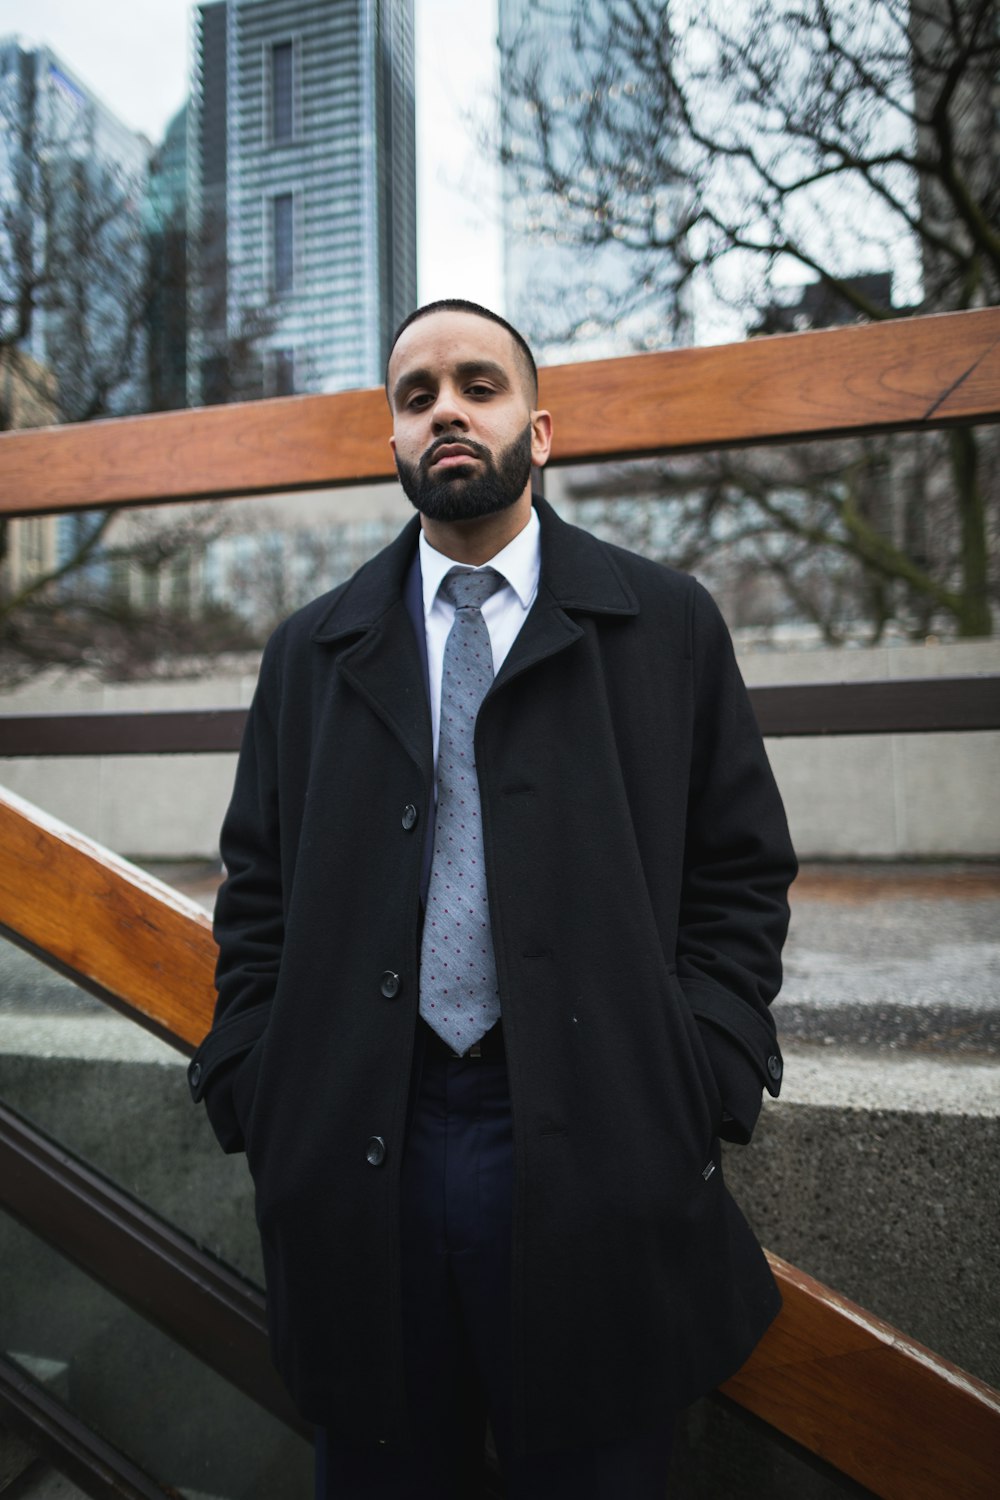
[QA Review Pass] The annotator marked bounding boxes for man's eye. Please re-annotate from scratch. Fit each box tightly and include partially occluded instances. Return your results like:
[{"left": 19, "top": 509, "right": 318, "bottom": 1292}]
[
  {"left": 407, "top": 393, "right": 432, "bottom": 409},
  {"left": 467, "top": 384, "right": 493, "bottom": 397}
]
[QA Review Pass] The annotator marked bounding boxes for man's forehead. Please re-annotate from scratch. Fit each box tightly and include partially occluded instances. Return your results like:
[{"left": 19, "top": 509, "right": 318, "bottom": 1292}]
[{"left": 388, "top": 311, "right": 521, "bottom": 382}]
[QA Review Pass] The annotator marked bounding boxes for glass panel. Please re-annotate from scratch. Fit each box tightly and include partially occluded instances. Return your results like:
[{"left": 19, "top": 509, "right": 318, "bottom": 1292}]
[
  {"left": 671, "top": 1396, "right": 875, "bottom": 1498},
  {"left": 0, "top": 1211, "right": 312, "bottom": 1499},
  {"left": 0, "top": 934, "right": 262, "bottom": 1285},
  {"left": 551, "top": 425, "right": 999, "bottom": 649}
]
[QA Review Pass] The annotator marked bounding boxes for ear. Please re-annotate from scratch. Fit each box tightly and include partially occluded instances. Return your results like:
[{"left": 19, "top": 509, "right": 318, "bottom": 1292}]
[
  {"left": 530, "top": 409, "right": 553, "bottom": 468},
  {"left": 389, "top": 434, "right": 396, "bottom": 455}
]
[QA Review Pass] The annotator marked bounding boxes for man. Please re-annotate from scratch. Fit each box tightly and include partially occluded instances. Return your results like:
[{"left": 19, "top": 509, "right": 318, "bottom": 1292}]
[{"left": 189, "top": 300, "right": 797, "bottom": 1497}]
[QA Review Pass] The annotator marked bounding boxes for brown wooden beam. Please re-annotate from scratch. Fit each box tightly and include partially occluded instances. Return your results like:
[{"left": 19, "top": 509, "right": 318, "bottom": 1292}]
[
  {"left": 0, "top": 309, "right": 996, "bottom": 517},
  {"left": 1, "top": 676, "right": 997, "bottom": 758},
  {"left": 724, "top": 1254, "right": 1000, "bottom": 1500},
  {"left": 0, "top": 786, "right": 215, "bottom": 1052},
  {"left": 541, "top": 307, "right": 1000, "bottom": 465},
  {"left": 2, "top": 783, "right": 999, "bottom": 1498}
]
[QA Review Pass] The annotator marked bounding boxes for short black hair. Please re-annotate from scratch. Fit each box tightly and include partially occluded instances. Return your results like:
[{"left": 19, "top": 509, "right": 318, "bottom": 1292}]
[{"left": 385, "top": 299, "right": 539, "bottom": 403}]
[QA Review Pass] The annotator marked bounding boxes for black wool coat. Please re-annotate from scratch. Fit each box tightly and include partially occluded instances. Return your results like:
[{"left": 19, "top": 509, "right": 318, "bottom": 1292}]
[{"left": 189, "top": 497, "right": 797, "bottom": 1456}]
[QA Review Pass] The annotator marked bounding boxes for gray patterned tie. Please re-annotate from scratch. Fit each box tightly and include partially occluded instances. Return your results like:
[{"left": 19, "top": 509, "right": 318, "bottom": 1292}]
[{"left": 420, "top": 566, "right": 506, "bottom": 1055}]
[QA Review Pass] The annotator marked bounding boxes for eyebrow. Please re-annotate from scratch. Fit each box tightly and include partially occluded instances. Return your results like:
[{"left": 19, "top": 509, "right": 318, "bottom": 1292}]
[{"left": 392, "top": 359, "right": 512, "bottom": 408}]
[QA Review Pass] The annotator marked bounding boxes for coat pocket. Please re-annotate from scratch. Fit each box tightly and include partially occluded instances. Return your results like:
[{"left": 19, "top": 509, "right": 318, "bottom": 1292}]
[
  {"left": 669, "top": 973, "right": 725, "bottom": 1141},
  {"left": 231, "top": 1034, "right": 266, "bottom": 1155}
]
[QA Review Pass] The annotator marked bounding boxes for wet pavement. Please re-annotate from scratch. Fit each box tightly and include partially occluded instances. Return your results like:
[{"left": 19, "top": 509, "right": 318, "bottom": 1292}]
[{"left": 777, "top": 864, "right": 999, "bottom": 1057}]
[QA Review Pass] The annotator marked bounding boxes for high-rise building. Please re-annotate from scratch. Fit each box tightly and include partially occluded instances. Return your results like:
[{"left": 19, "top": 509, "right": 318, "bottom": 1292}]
[
  {"left": 147, "top": 103, "right": 190, "bottom": 412},
  {"left": 188, "top": 0, "right": 417, "bottom": 404},
  {"left": 0, "top": 37, "right": 151, "bottom": 419},
  {"left": 0, "top": 37, "right": 152, "bottom": 602}
]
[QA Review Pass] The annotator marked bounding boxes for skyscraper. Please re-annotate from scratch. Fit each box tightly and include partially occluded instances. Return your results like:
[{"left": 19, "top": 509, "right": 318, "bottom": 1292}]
[
  {"left": 188, "top": 0, "right": 417, "bottom": 404},
  {"left": 0, "top": 37, "right": 151, "bottom": 420},
  {"left": 147, "top": 103, "right": 190, "bottom": 412},
  {"left": 0, "top": 37, "right": 151, "bottom": 600}
]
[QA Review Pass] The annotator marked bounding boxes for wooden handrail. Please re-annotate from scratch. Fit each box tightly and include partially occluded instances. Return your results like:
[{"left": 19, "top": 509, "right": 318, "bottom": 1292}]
[
  {"left": 1, "top": 676, "right": 999, "bottom": 758},
  {"left": 1, "top": 782, "right": 998, "bottom": 1497},
  {"left": 724, "top": 1256, "right": 1000, "bottom": 1500},
  {"left": 0, "top": 786, "right": 214, "bottom": 1053},
  {"left": 0, "top": 308, "right": 996, "bottom": 518}
]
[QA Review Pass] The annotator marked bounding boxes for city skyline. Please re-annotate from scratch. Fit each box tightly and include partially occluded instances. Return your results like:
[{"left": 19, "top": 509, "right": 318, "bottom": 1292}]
[{"left": 0, "top": 0, "right": 503, "bottom": 313}]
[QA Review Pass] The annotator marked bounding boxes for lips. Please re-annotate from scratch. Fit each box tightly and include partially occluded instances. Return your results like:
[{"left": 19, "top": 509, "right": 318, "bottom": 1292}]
[{"left": 425, "top": 442, "right": 483, "bottom": 476}]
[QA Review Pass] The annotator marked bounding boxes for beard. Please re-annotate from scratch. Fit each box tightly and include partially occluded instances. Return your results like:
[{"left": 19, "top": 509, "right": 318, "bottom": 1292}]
[{"left": 395, "top": 424, "right": 533, "bottom": 523}]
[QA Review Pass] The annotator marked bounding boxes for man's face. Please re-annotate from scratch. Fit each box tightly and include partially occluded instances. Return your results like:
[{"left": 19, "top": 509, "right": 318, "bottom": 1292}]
[{"left": 387, "top": 311, "right": 550, "bottom": 525}]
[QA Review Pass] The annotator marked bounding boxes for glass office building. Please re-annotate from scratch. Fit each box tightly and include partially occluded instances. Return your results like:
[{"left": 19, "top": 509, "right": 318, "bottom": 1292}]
[
  {"left": 189, "top": 0, "right": 417, "bottom": 403},
  {"left": 0, "top": 37, "right": 151, "bottom": 417}
]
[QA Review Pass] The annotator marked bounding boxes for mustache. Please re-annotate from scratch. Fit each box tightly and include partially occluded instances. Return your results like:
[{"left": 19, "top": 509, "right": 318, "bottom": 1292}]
[{"left": 420, "top": 435, "right": 492, "bottom": 472}]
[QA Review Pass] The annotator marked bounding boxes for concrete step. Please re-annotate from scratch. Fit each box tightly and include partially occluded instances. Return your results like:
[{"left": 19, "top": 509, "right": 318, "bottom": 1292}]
[
  {"left": 2, "top": 1458, "right": 91, "bottom": 1498},
  {"left": 0, "top": 1354, "right": 89, "bottom": 1500},
  {"left": 0, "top": 1422, "right": 38, "bottom": 1492}
]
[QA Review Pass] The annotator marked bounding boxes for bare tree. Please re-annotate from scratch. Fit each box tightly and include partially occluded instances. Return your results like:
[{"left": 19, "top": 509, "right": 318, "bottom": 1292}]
[
  {"left": 0, "top": 137, "right": 149, "bottom": 426},
  {"left": 0, "top": 69, "right": 274, "bottom": 678},
  {"left": 501, "top": 0, "right": 999, "bottom": 637}
]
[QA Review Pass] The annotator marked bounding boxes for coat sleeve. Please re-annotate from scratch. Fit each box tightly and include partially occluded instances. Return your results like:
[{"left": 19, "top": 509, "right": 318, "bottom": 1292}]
[
  {"left": 677, "top": 580, "right": 797, "bottom": 1144},
  {"left": 187, "top": 632, "right": 285, "bottom": 1153}
]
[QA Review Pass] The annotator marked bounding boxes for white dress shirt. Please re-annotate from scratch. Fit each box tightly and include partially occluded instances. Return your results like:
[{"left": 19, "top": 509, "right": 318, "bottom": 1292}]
[{"left": 419, "top": 506, "right": 541, "bottom": 768}]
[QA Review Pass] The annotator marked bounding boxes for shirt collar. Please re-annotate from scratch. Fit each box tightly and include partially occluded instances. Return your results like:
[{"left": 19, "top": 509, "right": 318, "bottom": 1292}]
[{"left": 419, "top": 505, "right": 541, "bottom": 620}]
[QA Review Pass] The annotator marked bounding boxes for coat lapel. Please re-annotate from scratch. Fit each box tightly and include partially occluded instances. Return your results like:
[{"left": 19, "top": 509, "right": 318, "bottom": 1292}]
[
  {"left": 492, "top": 496, "right": 640, "bottom": 693},
  {"left": 310, "top": 516, "right": 433, "bottom": 780}
]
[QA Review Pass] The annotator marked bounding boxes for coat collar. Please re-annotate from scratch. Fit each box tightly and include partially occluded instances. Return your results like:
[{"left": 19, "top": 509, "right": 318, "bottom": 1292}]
[
  {"left": 535, "top": 493, "right": 638, "bottom": 614},
  {"left": 304, "top": 497, "right": 639, "bottom": 771},
  {"left": 309, "top": 496, "right": 638, "bottom": 645}
]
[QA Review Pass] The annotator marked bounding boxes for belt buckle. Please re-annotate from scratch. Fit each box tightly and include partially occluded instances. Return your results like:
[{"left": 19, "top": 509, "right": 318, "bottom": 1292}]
[{"left": 467, "top": 1040, "right": 482, "bottom": 1059}]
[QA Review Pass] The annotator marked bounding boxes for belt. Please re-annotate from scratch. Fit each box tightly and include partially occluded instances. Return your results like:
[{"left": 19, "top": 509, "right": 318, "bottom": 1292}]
[{"left": 420, "top": 1016, "right": 506, "bottom": 1063}]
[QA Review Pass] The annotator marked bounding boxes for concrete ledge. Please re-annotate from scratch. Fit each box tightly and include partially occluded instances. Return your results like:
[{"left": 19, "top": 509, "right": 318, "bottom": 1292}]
[
  {"left": 2, "top": 639, "right": 998, "bottom": 858},
  {"left": 777, "top": 1045, "right": 1000, "bottom": 1113}
]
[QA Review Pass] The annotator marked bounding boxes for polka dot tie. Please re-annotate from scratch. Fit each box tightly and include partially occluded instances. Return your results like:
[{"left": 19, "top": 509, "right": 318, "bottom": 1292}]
[{"left": 420, "top": 566, "right": 506, "bottom": 1055}]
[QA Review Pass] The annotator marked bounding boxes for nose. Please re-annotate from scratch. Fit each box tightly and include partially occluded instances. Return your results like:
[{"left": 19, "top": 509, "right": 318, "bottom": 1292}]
[{"left": 431, "top": 382, "right": 469, "bottom": 433}]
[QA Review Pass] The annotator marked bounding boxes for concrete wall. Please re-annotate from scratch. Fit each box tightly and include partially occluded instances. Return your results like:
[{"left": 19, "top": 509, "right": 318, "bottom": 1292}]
[
  {"left": 741, "top": 640, "right": 1000, "bottom": 859},
  {"left": 1, "top": 640, "right": 997, "bottom": 860}
]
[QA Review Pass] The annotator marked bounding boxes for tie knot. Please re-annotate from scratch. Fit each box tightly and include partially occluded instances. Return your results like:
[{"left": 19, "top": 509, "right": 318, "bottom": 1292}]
[{"left": 440, "top": 567, "right": 506, "bottom": 611}]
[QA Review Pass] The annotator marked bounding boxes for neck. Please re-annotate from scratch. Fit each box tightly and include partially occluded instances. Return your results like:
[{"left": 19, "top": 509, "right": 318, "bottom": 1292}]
[{"left": 420, "top": 492, "right": 533, "bottom": 566}]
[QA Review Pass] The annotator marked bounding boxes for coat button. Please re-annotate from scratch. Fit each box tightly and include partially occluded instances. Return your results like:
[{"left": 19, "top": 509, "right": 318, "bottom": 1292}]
[
  {"left": 380, "top": 971, "right": 401, "bottom": 999},
  {"left": 401, "top": 803, "right": 418, "bottom": 831},
  {"left": 767, "top": 1054, "right": 782, "bottom": 1081},
  {"left": 189, "top": 1062, "right": 202, "bottom": 1088},
  {"left": 366, "top": 1136, "right": 386, "bottom": 1167}
]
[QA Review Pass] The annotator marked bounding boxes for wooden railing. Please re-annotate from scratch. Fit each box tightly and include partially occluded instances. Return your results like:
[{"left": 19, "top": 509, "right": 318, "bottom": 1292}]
[
  {"left": 1, "top": 309, "right": 997, "bottom": 517},
  {"left": 2, "top": 305, "right": 999, "bottom": 1497}
]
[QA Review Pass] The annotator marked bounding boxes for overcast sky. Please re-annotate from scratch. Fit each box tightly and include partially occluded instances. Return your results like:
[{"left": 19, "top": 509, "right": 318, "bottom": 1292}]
[{"left": 0, "top": 0, "right": 504, "bottom": 310}]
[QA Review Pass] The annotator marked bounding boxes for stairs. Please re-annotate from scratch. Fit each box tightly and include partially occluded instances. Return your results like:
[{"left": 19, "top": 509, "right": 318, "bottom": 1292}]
[
  {"left": 0, "top": 1356, "right": 86, "bottom": 1499},
  {"left": 1, "top": 1424, "right": 89, "bottom": 1500}
]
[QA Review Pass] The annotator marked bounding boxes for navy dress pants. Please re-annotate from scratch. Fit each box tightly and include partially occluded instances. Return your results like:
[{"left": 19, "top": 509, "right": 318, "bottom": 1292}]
[{"left": 316, "top": 1043, "right": 674, "bottom": 1499}]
